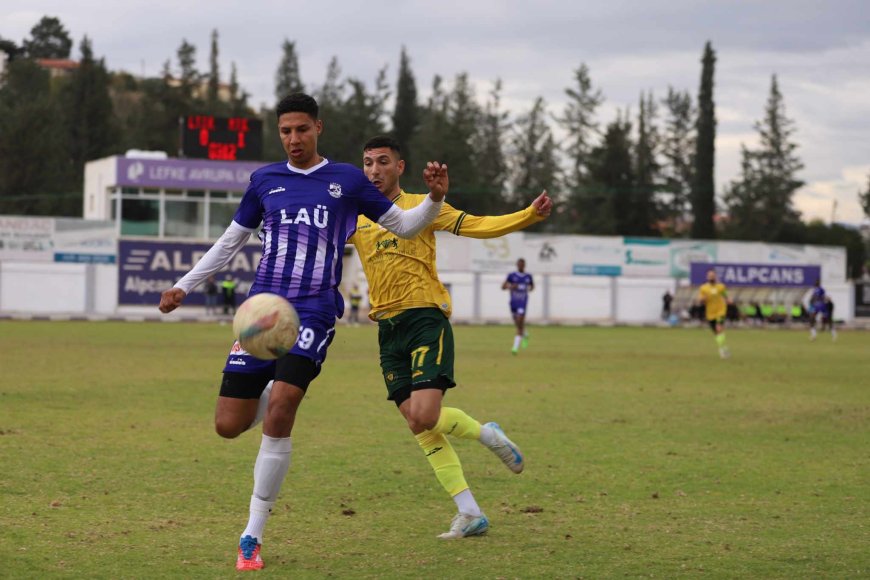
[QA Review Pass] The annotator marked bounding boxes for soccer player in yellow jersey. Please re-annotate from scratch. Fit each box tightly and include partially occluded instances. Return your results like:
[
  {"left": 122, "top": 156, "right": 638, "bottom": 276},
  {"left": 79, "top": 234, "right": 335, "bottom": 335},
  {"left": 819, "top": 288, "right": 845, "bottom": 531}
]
[
  {"left": 698, "top": 268, "right": 731, "bottom": 358},
  {"left": 351, "top": 135, "right": 552, "bottom": 539}
]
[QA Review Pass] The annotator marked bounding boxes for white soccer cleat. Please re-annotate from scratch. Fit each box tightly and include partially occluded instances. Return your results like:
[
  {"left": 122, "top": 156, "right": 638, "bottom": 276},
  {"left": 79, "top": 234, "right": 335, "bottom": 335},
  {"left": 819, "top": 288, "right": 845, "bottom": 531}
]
[
  {"left": 482, "top": 422, "right": 524, "bottom": 474},
  {"left": 719, "top": 347, "right": 731, "bottom": 359},
  {"left": 437, "top": 513, "right": 489, "bottom": 539}
]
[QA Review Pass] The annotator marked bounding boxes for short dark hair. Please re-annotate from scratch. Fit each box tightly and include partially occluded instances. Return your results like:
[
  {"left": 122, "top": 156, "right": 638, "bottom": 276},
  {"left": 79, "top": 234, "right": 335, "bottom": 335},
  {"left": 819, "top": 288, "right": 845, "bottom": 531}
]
[
  {"left": 363, "top": 135, "right": 402, "bottom": 156},
  {"left": 276, "top": 92, "right": 319, "bottom": 120}
]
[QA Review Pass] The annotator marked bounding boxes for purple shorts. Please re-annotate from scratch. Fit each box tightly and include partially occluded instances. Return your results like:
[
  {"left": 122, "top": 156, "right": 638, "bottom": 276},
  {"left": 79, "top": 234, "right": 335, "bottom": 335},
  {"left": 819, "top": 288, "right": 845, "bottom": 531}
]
[{"left": 222, "top": 295, "right": 337, "bottom": 374}]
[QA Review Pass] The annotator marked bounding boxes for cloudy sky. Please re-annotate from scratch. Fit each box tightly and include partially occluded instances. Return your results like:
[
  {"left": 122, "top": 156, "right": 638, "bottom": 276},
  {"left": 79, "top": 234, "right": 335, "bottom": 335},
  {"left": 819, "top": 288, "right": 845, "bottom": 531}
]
[{"left": 4, "top": 0, "right": 870, "bottom": 224}]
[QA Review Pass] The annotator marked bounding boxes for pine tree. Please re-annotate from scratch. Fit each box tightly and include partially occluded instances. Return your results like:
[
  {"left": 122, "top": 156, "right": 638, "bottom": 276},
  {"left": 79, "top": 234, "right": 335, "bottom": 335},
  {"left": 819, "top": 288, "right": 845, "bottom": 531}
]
[
  {"left": 0, "top": 59, "right": 71, "bottom": 203},
  {"left": 509, "top": 97, "right": 560, "bottom": 208},
  {"left": 274, "top": 39, "right": 304, "bottom": 100},
  {"left": 176, "top": 39, "right": 199, "bottom": 101},
  {"left": 391, "top": 47, "right": 419, "bottom": 173},
  {"left": 633, "top": 91, "right": 660, "bottom": 236},
  {"left": 334, "top": 67, "right": 390, "bottom": 164},
  {"left": 691, "top": 41, "right": 717, "bottom": 239},
  {"left": 207, "top": 29, "right": 220, "bottom": 109},
  {"left": 558, "top": 64, "right": 603, "bottom": 191},
  {"left": 442, "top": 73, "right": 480, "bottom": 209},
  {"left": 408, "top": 75, "right": 449, "bottom": 192},
  {"left": 660, "top": 87, "right": 695, "bottom": 234},
  {"left": 23, "top": 16, "right": 72, "bottom": 59},
  {"left": 228, "top": 62, "right": 250, "bottom": 116},
  {"left": 724, "top": 75, "right": 804, "bottom": 241},
  {"left": 315, "top": 57, "right": 347, "bottom": 160},
  {"left": 586, "top": 113, "right": 634, "bottom": 235},
  {"left": 471, "top": 79, "right": 509, "bottom": 214},
  {"left": 64, "top": 36, "right": 118, "bottom": 186}
]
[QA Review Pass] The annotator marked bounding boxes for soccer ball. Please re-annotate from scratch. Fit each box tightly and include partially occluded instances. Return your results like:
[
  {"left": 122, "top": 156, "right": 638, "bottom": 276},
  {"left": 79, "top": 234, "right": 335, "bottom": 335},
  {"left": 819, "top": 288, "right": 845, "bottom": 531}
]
[{"left": 232, "top": 293, "right": 300, "bottom": 360}]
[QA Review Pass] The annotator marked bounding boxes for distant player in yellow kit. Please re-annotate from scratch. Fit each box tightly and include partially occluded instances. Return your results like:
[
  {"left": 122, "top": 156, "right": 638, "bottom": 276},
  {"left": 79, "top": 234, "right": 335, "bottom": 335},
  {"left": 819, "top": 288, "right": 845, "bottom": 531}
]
[
  {"left": 351, "top": 135, "right": 552, "bottom": 539},
  {"left": 698, "top": 268, "right": 731, "bottom": 358}
]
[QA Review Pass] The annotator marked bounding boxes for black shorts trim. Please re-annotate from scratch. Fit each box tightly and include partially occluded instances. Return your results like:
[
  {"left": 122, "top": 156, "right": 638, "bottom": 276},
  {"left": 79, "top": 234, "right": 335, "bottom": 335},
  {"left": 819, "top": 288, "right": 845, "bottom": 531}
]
[
  {"left": 219, "top": 354, "right": 321, "bottom": 399},
  {"left": 391, "top": 376, "right": 454, "bottom": 407},
  {"left": 220, "top": 371, "right": 273, "bottom": 399},
  {"left": 275, "top": 353, "right": 321, "bottom": 392}
]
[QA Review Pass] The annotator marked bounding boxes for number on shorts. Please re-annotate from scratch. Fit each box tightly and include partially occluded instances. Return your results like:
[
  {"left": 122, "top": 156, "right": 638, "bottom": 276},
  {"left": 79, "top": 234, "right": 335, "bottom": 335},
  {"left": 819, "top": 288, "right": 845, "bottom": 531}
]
[
  {"left": 296, "top": 326, "right": 316, "bottom": 350},
  {"left": 410, "top": 346, "right": 430, "bottom": 370}
]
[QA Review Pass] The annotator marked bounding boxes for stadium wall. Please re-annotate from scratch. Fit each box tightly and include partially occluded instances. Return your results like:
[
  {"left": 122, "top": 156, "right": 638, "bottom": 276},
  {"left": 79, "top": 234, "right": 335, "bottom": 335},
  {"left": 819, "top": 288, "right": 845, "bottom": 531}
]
[{"left": 0, "top": 217, "right": 856, "bottom": 323}]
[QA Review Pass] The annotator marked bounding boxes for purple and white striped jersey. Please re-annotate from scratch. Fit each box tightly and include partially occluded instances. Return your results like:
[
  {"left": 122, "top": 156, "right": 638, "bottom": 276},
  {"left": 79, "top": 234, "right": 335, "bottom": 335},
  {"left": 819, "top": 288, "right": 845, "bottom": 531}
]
[{"left": 234, "top": 159, "right": 392, "bottom": 314}]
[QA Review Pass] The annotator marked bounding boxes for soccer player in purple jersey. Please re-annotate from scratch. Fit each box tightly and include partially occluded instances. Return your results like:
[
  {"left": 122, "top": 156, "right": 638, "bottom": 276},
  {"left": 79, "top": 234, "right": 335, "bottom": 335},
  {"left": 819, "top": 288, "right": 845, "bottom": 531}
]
[
  {"left": 502, "top": 258, "right": 534, "bottom": 354},
  {"left": 808, "top": 278, "right": 828, "bottom": 341},
  {"left": 158, "top": 93, "right": 449, "bottom": 571}
]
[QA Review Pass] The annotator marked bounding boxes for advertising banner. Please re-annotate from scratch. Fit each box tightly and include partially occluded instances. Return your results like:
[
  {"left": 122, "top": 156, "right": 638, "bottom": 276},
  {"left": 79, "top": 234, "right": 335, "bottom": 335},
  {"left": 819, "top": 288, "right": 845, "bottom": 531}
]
[
  {"left": 689, "top": 262, "right": 820, "bottom": 287},
  {"left": 116, "top": 157, "right": 266, "bottom": 191},
  {"left": 469, "top": 233, "right": 528, "bottom": 273},
  {"left": 0, "top": 216, "right": 116, "bottom": 263},
  {"left": 0, "top": 216, "right": 54, "bottom": 261},
  {"left": 669, "top": 240, "right": 717, "bottom": 278},
  {"left": 53, "top": 218, "right": 116, "bottom": 263},
  {"left": 621, "top": 237, "right": 670, "bottom": 277},
  {"left": 118, "top": 239, "right": 261, "bottom": 305},
  {"left": 572, "top": 236, "right": 624, "bottom": 276}
]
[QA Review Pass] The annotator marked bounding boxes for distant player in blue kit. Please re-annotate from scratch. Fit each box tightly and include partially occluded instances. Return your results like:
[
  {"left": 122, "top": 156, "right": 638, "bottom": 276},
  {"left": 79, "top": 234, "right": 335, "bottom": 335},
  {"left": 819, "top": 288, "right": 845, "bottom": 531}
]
[
  {"left": 502, "top": 258, "right": 534, "bottom": 354},
  {"left": 808, "top": 278, "right": 826, "bottom": 341},
  {"left": 158, "top": 93, "right": 449, "bottom": 571}
]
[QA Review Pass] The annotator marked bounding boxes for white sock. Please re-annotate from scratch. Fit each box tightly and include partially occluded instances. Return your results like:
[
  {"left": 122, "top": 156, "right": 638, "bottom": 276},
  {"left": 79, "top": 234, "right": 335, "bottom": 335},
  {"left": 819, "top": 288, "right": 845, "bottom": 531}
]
[
  {"left": 249, "top": 381, "right": 273, "bottom": 431},
  {"left": 810, "top": 327, "right": 817, "bottom": 339},
  {"left": 241, "top": 435, "right": 292, "bottom": 542},
  {"left": 512, "top": 335, "right": 522, "bottom": 350},
  {"left": 453, "top": 489, "right": 482, "bottom": 517}
]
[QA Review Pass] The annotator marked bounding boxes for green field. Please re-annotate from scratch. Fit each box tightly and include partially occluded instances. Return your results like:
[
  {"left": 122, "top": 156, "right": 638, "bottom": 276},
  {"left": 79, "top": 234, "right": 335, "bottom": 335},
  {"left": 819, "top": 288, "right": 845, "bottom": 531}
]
[{"left": 0, "top": 321, "right": 867, "bottom": 579}]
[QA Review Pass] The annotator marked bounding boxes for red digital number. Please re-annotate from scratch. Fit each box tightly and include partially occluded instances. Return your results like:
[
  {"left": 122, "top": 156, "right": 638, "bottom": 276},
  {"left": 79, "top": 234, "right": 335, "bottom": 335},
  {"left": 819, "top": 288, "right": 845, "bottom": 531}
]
[{"left": 208, "top": 142, "right": 237, "bottom": 160}]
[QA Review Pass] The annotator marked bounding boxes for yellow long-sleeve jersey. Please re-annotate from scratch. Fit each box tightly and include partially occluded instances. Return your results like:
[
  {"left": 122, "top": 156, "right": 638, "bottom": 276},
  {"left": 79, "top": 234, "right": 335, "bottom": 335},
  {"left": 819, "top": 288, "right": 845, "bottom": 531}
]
[
  {"left": 698, "top": 282, "right": 728, "bottom": 321},
  {"left": 350, "top": 191, "right": 543, "bottom": 321}
]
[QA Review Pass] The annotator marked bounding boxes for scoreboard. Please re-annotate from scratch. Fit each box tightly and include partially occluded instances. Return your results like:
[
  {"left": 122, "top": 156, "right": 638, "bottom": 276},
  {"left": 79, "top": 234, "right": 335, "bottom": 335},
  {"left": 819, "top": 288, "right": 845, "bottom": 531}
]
[{"left": 180, "top": 115, "right": 263, "bottom": 161}]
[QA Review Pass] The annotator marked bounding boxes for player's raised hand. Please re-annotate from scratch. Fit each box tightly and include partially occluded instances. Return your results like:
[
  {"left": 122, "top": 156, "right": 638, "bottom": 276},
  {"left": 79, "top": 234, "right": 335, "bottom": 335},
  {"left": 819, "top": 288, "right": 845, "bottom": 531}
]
[
  {"left": 423, "top": 161, "right": 449, "bottom": 202},
  {"left": 159, "top": 287, "right": 187, "bottom": 314},
  {"left": 532, "top": 190, "right": 552, "bottom": 218}
]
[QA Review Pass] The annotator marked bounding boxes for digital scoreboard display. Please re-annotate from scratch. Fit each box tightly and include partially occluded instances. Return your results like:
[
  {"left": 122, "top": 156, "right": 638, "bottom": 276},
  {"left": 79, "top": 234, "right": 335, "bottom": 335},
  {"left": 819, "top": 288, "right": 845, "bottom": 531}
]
[{"left": 181, "top": 115, "right": 263, "bottom": 161}]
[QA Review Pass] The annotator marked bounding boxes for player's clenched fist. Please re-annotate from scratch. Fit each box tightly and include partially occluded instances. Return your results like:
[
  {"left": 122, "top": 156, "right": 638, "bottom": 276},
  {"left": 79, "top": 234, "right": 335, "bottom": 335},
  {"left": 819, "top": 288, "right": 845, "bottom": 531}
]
[
  {"left": 159, "top": 287, "right": 187, "bottom": 313},
  {"left": 532, "top": 190, "right": 553, "bottom": 218}
]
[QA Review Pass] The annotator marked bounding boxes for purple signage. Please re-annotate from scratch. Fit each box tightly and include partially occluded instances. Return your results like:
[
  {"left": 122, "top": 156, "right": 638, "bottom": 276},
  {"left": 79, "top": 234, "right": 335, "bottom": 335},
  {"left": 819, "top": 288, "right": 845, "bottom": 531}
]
[
  {"left": 118, "top": 239, "right": 261, "bottom": 305},
  {"left": 689, "top": 262, "right": 821, "bottom": 287},
  {"left": 116, "top": 157, "right": 267, "bottom": 191}
]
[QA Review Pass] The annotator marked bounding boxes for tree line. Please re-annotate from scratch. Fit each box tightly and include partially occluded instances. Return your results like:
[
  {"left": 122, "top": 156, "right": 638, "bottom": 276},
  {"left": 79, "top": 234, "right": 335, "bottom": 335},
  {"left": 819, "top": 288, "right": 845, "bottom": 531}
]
[{"left": 1, "top": 16, "right": 866, "bottom": 276}]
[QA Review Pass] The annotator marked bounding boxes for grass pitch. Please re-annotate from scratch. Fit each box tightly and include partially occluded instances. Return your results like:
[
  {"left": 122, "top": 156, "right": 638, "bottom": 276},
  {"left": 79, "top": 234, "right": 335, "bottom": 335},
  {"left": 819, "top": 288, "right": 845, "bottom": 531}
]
[{"left": 0, "top": 321, "right": 867, "bottom": 579}]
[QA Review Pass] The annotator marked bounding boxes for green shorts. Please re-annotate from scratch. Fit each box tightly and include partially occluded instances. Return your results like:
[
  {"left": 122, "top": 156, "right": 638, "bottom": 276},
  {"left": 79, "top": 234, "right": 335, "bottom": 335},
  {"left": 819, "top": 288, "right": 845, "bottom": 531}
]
[{"left": 377, "top": 308, "right": 456, "bottom": 400}]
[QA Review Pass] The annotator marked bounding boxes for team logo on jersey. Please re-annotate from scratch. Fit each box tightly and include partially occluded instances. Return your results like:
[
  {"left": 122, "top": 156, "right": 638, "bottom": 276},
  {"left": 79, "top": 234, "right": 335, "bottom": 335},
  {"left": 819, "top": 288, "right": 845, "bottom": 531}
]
[
  {"left": 376, "top": 237, "right": 398, "bottom": 251},
  {"left": 268, "top": 186, "right": 286, "bottom": 194},
  {"left": 328, "top": 182, "right": 342, "bottom": 198}
]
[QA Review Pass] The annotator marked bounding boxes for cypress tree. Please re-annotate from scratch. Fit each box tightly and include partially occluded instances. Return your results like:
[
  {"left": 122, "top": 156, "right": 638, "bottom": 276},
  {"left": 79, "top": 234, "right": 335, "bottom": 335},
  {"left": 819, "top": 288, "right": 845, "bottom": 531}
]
[{"left": 691, "top": 41, "right": 717, "bottom": 239}]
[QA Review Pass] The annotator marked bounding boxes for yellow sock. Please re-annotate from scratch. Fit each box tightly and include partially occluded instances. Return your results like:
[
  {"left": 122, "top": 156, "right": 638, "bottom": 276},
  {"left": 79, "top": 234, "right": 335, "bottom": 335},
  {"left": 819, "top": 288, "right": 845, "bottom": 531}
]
[
  {"left": 415, "top": 430, "right": 468, "bottom": 496},
  {"left": 434, "top": 407, "right": 481, "bottom": 441}
]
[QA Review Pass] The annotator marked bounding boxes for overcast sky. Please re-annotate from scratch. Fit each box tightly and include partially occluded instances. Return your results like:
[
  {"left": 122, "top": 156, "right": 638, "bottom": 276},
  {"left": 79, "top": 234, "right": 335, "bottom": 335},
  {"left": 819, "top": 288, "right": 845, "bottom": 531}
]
[{"left": 4, "top": 0, "right": 870, "bottom": 224}]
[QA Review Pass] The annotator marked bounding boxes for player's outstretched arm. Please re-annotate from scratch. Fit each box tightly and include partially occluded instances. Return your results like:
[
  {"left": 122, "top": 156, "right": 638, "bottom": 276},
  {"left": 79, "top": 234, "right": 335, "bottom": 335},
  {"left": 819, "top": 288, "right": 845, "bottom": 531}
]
[
  {"left": 453, "top": 189, "right": 553, "bottom": 240},
  {"left": 156, "top": 221, "right": 254, "bottom": 314}
]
